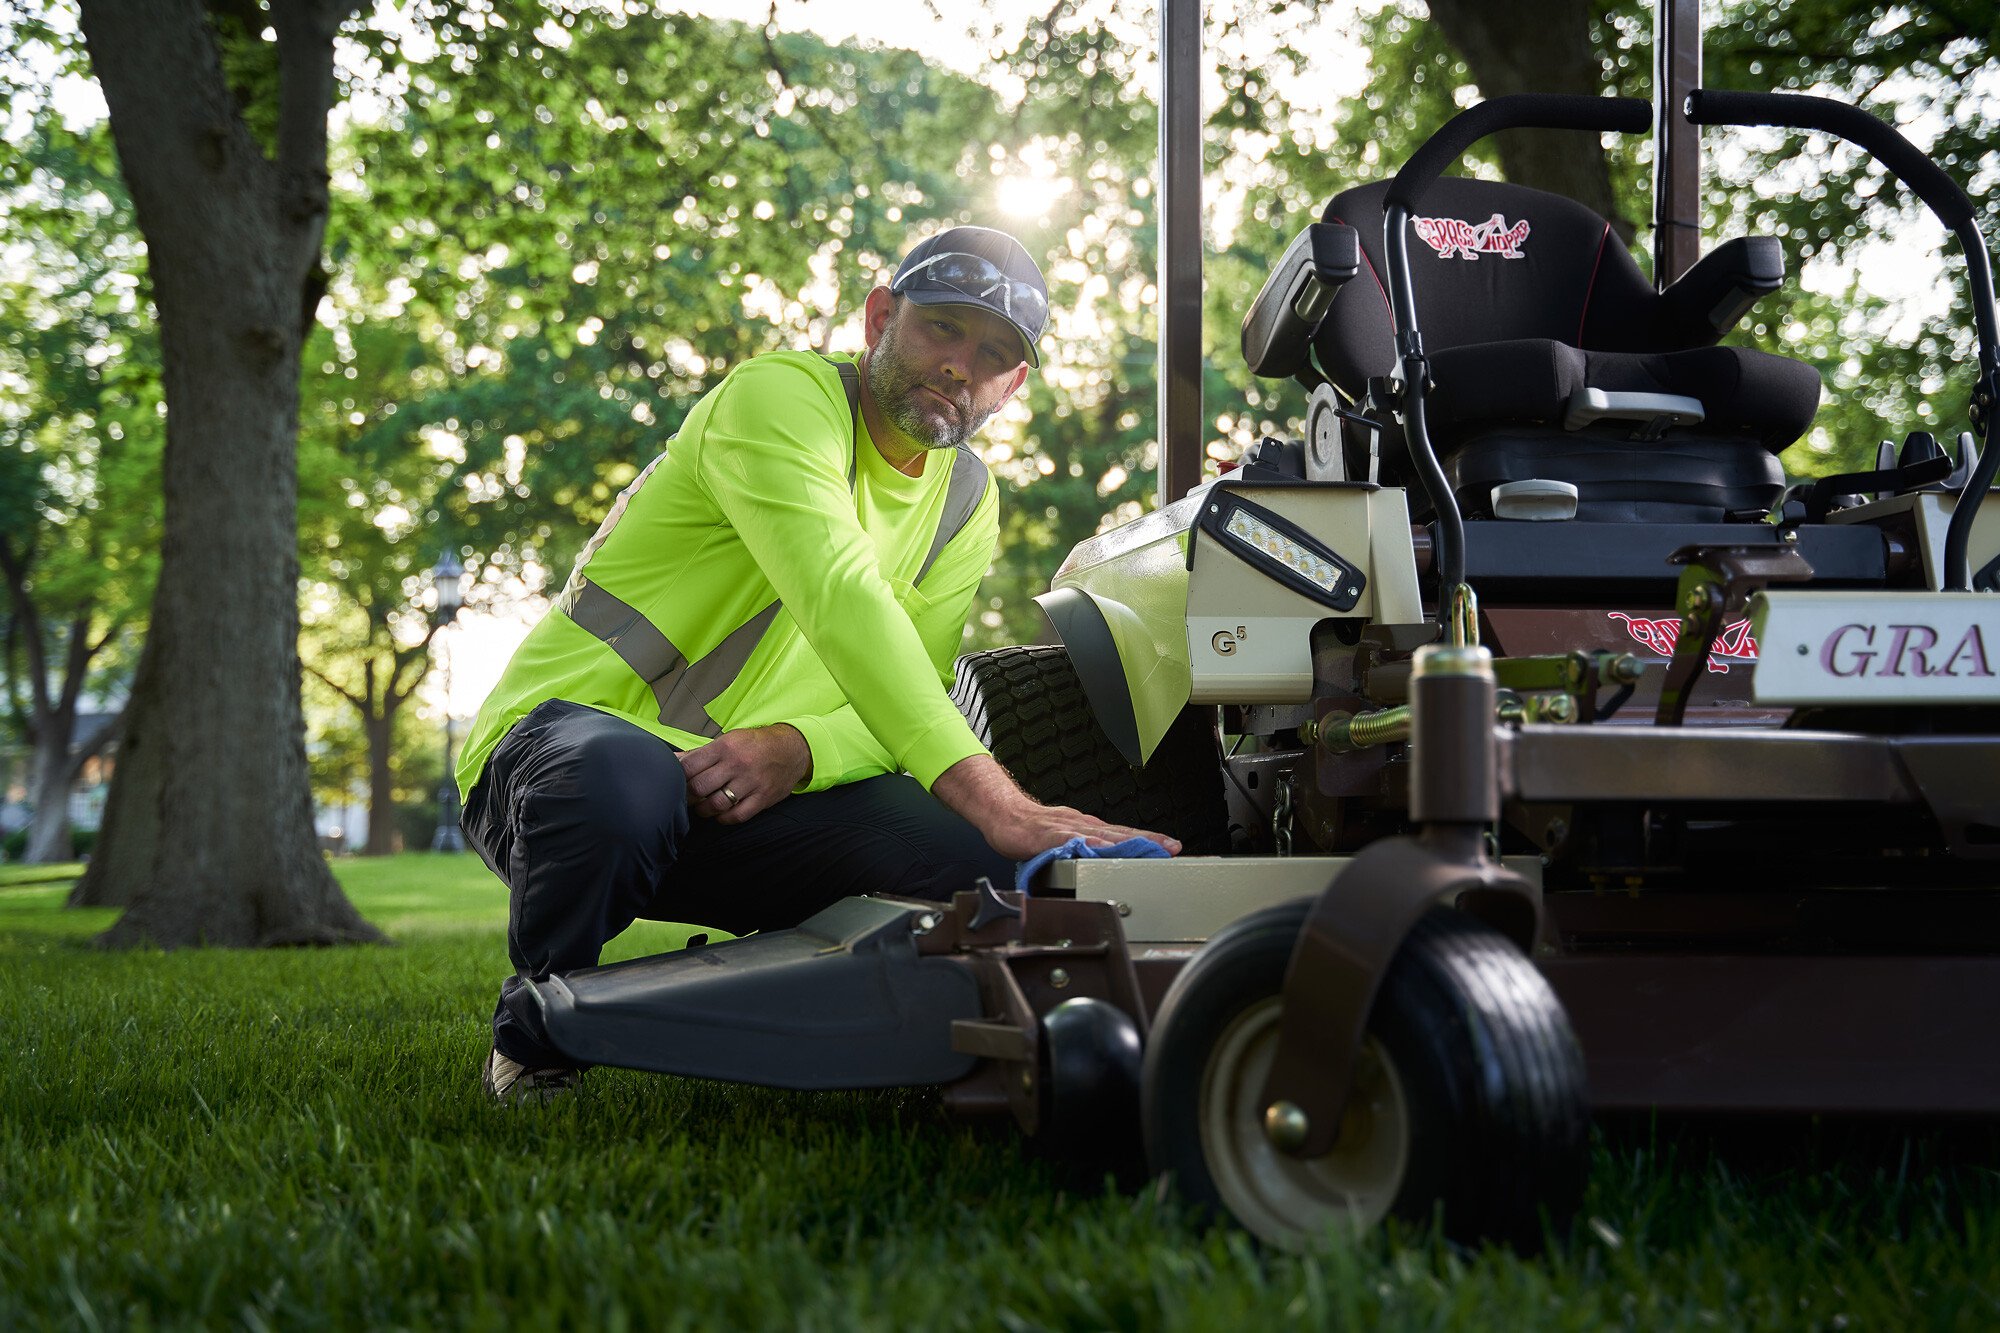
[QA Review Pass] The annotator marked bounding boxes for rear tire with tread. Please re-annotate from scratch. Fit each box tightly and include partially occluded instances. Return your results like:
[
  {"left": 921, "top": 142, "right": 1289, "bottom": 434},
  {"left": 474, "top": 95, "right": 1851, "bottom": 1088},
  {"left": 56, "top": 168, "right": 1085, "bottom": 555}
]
[{"left": 952, "top": 646, "right": 1231, "bottom": 854}]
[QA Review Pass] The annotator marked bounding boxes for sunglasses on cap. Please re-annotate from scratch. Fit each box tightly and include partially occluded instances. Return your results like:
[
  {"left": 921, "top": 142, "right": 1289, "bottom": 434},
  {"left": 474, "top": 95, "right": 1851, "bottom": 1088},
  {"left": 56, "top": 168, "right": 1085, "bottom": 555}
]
[{"left": 891, "top": 252, "right": 1050, "bottom": 334}]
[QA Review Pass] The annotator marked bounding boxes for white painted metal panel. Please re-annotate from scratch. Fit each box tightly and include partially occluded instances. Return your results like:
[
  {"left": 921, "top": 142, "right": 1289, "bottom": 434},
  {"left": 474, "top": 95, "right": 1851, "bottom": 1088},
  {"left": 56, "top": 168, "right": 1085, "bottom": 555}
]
[
  {"left": 1041, "top": 854, "right": 1543, "bottom": 943},
  {"left": 1749, "top": 590, "right": 2000, "bottom": 704}
]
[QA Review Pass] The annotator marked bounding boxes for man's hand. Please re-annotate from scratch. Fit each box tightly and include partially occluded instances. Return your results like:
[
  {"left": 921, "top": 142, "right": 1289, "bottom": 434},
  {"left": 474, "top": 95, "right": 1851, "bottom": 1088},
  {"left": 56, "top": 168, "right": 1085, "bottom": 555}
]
[
  {"left": 931, "top": 754, "right": 1183, "bottom": 862},
  {"left": 683, "top": 723, "right": 813, "bottom": 824}
]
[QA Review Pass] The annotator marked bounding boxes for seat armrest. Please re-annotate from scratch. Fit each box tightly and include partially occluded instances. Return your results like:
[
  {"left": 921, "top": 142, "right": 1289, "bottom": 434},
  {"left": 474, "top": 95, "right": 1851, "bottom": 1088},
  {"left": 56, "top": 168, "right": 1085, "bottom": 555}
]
[
  {"left": 1241, "top": 222, "right": 1361, "bottom": 378},
  {"left": 1563, "top": 388, "right": 1705, "bottom": 441},
  {"left": 1657, "top": 235, "right": 1784, "bottom": 345}
]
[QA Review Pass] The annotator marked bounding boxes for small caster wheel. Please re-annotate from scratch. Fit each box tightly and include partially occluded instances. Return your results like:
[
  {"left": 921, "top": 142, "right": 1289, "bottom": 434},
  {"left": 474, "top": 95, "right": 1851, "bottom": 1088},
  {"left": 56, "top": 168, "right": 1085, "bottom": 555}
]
[{"left": 1035, "top": 996, "right": 1143, "bottom": 1168}]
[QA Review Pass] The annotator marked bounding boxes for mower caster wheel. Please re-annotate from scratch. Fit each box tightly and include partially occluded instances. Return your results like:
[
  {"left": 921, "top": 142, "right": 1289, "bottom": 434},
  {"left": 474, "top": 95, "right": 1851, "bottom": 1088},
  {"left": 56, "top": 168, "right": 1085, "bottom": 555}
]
[
  {"left": 1141, "top": 899, "right": 1588, "bottom": 1253},
  {"left": 1035, "top": 997, "right": 1143, "bottom": 1168}
]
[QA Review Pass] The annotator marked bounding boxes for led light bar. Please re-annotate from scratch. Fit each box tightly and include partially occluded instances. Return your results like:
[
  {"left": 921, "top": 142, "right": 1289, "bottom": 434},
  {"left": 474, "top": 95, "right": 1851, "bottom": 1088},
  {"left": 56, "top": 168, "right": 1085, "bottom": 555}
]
[
  {"left": 1195, "top": 491, "right": 1366, "bottom": 612},
  {"left": 1223, "top": 507, "right": 1347, "bottom": 597}
]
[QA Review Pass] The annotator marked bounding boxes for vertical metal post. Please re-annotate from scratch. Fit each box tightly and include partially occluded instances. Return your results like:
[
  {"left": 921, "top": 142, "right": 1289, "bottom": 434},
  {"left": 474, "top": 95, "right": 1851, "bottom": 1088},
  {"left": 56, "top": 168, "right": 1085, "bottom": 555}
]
[
  {"left": 1653, "top": 0, "right": 1703, "bottom": 285},
  {"left": 430, "top": 630, "right": 464, "bottom": 853},
  {"left": 1158, "top": 0, "right": 1204, "bottom": 506},
  {"left": 429, "top": 549, "right": 465, "bottom": 854}
]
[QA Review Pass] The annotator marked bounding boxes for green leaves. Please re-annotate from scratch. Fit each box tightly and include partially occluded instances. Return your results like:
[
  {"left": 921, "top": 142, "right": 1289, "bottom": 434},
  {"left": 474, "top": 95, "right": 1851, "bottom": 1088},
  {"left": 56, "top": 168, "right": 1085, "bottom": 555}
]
[
  {"left": 1695, "top": 0, "right": 1994, "bottom": 470},
  {"left": 0, "top": 112, "right": 160, "bottom": 708},
  {"left": 14, "top": 0, "right": 1994, "bottom": 681}
]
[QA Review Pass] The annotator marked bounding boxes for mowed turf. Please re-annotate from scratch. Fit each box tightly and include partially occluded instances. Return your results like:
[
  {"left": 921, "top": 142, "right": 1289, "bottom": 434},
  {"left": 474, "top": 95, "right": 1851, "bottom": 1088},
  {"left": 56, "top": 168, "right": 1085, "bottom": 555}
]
[{"left": 4, "top": 856, "right": 1998, "bottom": 1329}]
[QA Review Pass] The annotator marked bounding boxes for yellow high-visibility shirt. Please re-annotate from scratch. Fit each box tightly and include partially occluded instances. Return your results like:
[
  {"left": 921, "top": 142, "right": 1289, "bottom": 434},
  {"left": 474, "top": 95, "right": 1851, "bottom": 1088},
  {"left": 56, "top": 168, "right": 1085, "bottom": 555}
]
[{"left": 456, "top": 349, "right": 997, "bottom": 802}]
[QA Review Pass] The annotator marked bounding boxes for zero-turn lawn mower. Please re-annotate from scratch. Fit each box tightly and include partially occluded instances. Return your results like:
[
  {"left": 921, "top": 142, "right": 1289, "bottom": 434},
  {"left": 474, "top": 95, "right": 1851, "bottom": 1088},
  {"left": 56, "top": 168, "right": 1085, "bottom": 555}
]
[{"left": 529, "top": 86, "right": 2000, "bottom": 1253}]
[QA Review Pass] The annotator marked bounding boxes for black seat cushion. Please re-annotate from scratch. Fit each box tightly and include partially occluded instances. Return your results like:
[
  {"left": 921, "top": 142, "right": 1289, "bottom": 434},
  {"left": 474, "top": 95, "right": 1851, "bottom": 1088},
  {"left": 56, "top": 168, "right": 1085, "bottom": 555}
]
[
  {"left": 1313, "top": 180, "right": 1823, "bottom": 446},
  {"left": 1428, "top": 339, "right": 1823, "bottom": 452},
  {"left": 1442, "top": 428, "right": 1786, "bottom": 524},
  {"left": 1309, "top": 177, "right": 1823, "bottom": 520}
]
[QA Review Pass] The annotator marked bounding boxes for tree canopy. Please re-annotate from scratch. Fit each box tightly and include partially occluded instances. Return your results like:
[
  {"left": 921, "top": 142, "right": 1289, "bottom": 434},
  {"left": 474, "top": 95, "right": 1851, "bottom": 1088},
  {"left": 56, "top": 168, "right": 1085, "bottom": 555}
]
[
  {"left": 0, "top": 112, "right": 158, "bottom": 862},
  {"left": 4, "top": 0, "right": 1994, "bottom": 887}
]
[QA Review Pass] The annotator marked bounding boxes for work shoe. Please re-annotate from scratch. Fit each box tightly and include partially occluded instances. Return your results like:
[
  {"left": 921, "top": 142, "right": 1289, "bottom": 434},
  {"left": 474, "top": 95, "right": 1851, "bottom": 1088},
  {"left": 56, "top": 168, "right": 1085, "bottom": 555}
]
[{"left": 481, "top": 1046, "right": 581, "bottom": 1106}]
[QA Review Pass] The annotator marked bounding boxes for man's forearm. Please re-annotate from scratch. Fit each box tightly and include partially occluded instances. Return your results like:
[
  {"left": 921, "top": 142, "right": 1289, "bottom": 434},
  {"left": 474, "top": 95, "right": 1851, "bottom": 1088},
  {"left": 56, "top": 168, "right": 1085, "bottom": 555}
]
[
  {"left": 774, "top": 721, "right": 811, "bottom": 786},
  {"left": 931, "top": 753, "right": 1183, "bottom": 861},
  {"left": 931, "top": 753, "right": 1025, "bottom": 825}
]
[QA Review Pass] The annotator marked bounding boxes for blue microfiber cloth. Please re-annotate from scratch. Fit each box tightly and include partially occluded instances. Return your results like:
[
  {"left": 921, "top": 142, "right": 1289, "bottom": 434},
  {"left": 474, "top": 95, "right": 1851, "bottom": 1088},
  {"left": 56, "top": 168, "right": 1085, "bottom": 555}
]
[{"left": 1015, "top": 835, "right": 1172, "bottom": 894}]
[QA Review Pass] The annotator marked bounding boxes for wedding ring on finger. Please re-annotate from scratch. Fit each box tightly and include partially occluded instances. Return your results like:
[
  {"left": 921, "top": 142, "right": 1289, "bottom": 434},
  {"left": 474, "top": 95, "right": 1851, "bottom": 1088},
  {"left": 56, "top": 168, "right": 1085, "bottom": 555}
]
[{"left": 721, "top": 786, "right": 740, "bottom": 807}]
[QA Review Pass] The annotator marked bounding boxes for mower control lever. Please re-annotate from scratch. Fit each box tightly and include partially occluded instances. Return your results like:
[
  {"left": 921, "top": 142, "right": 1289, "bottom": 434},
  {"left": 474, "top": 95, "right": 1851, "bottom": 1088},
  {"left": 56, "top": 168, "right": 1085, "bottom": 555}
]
[
  {"left": 1685, "top": 89, "right": 1999, "bottom": 590},
  {"left": 1386, "top": 94, "right": 1652, "bottom": 215},
  {"left": 1798, "top": 452, "right": 1954, "bottom": 522},
  {"left": 1657, "top": 542, "right": 1815, "bottom": 726}
]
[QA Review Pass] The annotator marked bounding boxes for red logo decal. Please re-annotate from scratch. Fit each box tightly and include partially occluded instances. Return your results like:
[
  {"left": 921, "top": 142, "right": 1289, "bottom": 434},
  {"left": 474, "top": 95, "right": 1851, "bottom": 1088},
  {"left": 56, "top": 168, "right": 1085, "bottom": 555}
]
[
  {"left": 1609, "top": 613, "right": 1760, "bottom": 674},
  {"left": 1411, "top": 213, "right": 1531, "bottom": 260}
]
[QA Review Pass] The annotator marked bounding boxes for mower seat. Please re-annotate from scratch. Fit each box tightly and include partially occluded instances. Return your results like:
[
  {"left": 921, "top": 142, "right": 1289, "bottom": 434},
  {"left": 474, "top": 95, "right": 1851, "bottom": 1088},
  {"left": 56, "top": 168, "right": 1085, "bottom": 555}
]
[{"left": 1311, "top": 179, "right": 1822, "bottom": 522}]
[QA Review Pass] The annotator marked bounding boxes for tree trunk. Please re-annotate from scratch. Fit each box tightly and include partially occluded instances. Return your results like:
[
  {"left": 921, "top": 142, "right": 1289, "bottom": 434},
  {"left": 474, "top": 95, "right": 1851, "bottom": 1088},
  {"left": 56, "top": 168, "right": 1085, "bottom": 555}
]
[
  {"left": 67, "top": 632, "right": 160, "bottom": 909},
  {"left": 362, "top": 703, "right": 398, "bottom": 857},
  {"left": 1424, "top": 0, "right": 1634, "bottom": 243},
  {"left": 68, "top": 0, "right": 379, "bottom": 945},
  {"left": 23, "top": 721, "right": 76, "bottom": 865}
]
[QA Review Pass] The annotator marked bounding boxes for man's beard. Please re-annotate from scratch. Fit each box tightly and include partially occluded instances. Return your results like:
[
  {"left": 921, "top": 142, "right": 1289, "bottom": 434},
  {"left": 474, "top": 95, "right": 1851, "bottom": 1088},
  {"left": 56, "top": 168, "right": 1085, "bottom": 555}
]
[{"left": 864, "top": 317, "right": 992, "bottom": 450}]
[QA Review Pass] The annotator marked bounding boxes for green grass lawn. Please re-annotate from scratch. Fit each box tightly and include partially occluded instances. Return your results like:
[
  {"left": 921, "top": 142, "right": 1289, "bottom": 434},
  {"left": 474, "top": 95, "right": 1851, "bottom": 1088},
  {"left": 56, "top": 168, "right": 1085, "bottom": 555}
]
[{"left": 4, "top": 855, "right": 1997, "bottom": 1329}]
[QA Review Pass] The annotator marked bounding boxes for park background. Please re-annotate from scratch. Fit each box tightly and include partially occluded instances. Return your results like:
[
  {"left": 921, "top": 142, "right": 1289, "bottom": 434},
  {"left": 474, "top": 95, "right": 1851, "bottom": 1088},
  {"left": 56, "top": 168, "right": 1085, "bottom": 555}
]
[
  {"left": 2, "top": 0, "right": 1997, "bottom": 1324},
  {"left": 3, "top": 0, "right": 1992, "bottom": 875}
]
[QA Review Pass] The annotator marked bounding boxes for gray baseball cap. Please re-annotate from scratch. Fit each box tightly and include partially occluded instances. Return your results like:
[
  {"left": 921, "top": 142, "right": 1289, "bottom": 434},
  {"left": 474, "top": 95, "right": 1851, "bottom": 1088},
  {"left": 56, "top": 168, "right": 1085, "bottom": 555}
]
[{"left": 889, "top": 225, "right": 1048, "bottom": 367}]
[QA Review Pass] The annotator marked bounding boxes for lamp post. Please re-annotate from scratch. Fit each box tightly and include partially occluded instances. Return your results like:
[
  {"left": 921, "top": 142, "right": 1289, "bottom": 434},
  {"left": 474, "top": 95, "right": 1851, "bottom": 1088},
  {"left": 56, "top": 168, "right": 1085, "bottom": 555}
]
[{"left": 430, "top": 549, "right": 466, "bottom": 852}]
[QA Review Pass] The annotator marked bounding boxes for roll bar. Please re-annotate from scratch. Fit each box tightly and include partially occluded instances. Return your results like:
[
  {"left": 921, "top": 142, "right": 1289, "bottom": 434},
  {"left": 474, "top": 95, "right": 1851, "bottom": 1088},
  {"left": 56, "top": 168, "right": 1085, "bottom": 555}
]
[
  {"left": 1685, "top": 89, "right": 1999, "bottom": 592},
  {"left": 1684, "top": 89, "right": 1978, "bottom": 232},
  {"left": 1384, "top": 95, "right": 1653, "bottom": 215}
]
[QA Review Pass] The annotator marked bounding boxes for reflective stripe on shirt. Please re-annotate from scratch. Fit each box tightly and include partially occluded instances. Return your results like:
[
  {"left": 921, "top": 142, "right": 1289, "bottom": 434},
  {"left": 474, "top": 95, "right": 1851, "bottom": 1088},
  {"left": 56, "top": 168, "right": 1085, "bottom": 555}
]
[
  {"left": 556, "top": 578, "right": 780, "bottom": 738},
  {"left": 557, "top": 357, "right": 988, "bottom": 736},
  {"left": 917, "top": 445, "right": 987, "bottom": 585}
]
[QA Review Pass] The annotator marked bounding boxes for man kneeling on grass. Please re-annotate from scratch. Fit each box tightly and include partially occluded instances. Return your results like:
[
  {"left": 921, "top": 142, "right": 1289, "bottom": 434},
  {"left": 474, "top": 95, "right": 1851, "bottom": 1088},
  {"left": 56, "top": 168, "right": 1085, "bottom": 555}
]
[{"left": 454, "top": 225, "right": 1180, "bottom": 1103}]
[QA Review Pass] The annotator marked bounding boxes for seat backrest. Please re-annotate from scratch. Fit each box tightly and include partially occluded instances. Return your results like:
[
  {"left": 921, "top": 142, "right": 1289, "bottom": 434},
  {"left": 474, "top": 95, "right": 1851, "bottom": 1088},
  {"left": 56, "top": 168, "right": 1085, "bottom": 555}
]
[{"left": 1314, "top": 178, "right": 1657, "bottom": 391}]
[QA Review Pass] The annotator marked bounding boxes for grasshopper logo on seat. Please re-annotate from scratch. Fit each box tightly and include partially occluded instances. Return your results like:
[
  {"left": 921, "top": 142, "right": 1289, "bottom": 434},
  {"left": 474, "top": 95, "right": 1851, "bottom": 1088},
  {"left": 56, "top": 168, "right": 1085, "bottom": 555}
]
[{"left": 1411, "top": 213, "right": 1532, "bottom": 260}]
